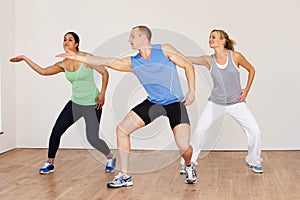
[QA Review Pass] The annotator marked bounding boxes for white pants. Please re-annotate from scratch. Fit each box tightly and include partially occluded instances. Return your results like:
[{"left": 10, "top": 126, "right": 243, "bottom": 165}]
[{"left": 190, "top": 101, "right": 262, "bottom": 166}]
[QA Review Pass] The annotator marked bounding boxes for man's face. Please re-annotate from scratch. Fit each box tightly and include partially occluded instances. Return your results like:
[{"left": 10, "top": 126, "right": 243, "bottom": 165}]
[{"left": 128, "top": 28, "right": 145, "bottom": 50}]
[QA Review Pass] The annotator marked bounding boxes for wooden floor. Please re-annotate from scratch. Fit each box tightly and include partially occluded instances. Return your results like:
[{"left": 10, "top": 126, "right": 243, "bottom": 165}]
[{"left": 1, "top": 149, "right": 300, "bottom": 200}]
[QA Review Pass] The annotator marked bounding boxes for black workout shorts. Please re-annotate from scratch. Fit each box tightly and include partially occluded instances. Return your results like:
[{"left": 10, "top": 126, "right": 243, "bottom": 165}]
[{"left": 132, "top": 99, "right": 190, "bottom": 129}]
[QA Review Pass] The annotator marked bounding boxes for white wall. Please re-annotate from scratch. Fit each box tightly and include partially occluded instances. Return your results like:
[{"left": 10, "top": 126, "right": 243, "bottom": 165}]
[
  {"left": 12, "top": 0, "right": 300, "bottom": 150},
  {"left": 0, "top": 0, "right": 17, "bottom": 153}
]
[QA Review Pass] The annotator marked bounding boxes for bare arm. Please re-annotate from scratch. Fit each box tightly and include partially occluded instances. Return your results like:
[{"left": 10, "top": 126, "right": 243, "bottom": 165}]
[
  {"left": 233, "top": 51, "right": 256, "bottom": 102},
  {"left": 93, "top": 66, "right": 109, "bottom": 109},
  {"left": 57, "top": 50, "right": 132, "bottom": 72},
  {"left": 10, "top": 55, "right": 64, "bottom": 75},
  {"left": 162, "top": 44, "right": 195, "bottom": 106},
  {"left": 187, "top": 55, "right": 211, "bottom": 70}
]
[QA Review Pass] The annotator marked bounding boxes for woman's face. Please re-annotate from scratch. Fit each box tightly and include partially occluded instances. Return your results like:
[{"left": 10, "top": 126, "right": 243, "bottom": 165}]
[
  {"left": 209, "top": 31, "right": 225, "bottom": 49},
  {"left": 63, "top": 34, "right": 78, "bottom": 52}
]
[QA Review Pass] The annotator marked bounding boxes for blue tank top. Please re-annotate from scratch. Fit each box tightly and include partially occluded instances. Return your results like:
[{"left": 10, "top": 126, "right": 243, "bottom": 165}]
[
  {"left": 131, "top": 44, "right": 184, "bottom": 105},
  {"left": 208, "top": 50, "right": 243, "bottom": 105}
]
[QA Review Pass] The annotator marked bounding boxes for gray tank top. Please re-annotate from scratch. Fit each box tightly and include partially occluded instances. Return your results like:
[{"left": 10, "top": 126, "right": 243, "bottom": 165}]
[{"left": 208, "top": 50, "right": 243, "bottom": 105}]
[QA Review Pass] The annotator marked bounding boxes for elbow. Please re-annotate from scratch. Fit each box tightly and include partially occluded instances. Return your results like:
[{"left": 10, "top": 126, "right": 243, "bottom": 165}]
[
  {"left": 103, "top": 70, "right": 109, "bottom": 79},
  {"left": 39, "top": 71, "right": 47, "bottom": 76},
  {"left": 189, "top": 64, "right": 195, "bottom": 74},
  {"left": 251, "top": 68, "right": 256, "bottom": 76},
  {"left": 39, "top": 69, "right": 51, "bottom": 76}
]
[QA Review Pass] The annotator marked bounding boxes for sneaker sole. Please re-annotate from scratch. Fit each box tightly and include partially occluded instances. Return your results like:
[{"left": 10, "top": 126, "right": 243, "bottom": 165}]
[
  {"left": 39, "top": 170, "right": 54, "bottom": 175},
  {"left": 252, "top": 168, "right": 263, "bottom": 173},
  {"left": 105, "top": 169, "right": 115, "bottom": 173},
  {"left": 107, "top": 182, "right": 133, "bottom": 188},
  {"left": 185, "top": 179, "right": 197, "bottom": 184}
]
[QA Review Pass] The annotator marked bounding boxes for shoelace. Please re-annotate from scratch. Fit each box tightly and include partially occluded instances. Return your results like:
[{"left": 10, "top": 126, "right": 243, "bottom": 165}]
[
  {"left": 113, "top": 172, "right": 126, "bottom": 182},
  {"left": 106, "top": 158, "right": 114, "bottom": 167},
  {"left": 115, "top": 172, "right": 124, "bottom": 178},
  {"left": 42, "top": 162, "right": 51, "bottom": 168},
  {"left": 186, "top": 167, "right": 194, "bottom": 178}
]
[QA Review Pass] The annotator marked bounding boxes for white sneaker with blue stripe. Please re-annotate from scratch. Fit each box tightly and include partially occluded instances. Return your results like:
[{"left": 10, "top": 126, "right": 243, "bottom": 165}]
[
  {"left": 107, "top": 172, "right": 133, "bottom": 188},
  {"left": 246, "top": 163, "right": 263, "bottom": 173}
]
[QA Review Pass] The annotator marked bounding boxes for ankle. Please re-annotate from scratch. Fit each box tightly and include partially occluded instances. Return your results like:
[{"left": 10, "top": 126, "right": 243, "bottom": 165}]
[
  {"left": 48, "top": 159, "right": 54, "bottom": 165},
  {"left": 107, "top": 153, "right": 115, "bottom": 159}
]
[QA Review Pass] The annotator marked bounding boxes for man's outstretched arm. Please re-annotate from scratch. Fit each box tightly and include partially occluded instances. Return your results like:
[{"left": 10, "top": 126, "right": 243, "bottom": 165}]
[{"left": 57, "top": 50, "right": 132, "bottom": 72}]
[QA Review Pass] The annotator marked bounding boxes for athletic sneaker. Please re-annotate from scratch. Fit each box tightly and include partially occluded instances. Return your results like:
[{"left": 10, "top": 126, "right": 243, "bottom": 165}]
[
  {"left": 180, "top": 165, "right": 186, "bottom": 174},
  {"left": 39, "top": 161, "right": 54, "bottom": 174},
  {"left": 185, "top": 165, "right": 197, "bottom": 184},
  {"left": 107, "top": 172, "right": 133, "bottom": 188},
  {"left": 105, "top": 156, "right": 116, "bottom": 173},
  {"left": 246, "top": 163, "right": 263, "bottom": 173},
  {"left": 180, "top": 157, "right": 198, "bottom": 175}
]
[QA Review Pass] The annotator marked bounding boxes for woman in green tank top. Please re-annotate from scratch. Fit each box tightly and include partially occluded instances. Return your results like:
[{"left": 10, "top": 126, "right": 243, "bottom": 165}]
[{"left": 10, "top": 32, "right": 116, "bottom": 174}]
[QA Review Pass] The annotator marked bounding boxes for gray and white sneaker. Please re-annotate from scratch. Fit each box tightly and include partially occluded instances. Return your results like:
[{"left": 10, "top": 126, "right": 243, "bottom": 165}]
[
  {"left": 180, "top": 156, "right": 198, "bottom": 175},
  {"left": 185, "top": 165, "right": 197, "bottom": 184},
  {"left": 180, "top": 165, "right": 186, "bottom": 174}
]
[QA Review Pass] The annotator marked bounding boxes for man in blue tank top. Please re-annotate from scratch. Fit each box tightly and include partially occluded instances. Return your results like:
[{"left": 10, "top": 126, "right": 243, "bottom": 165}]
[{"left": 57, "top": 25, "right": 197, "bottom": 187}]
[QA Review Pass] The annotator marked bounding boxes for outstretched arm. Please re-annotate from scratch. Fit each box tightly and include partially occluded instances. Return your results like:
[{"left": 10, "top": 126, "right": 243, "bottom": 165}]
[
  {"left": 187, "top": 55, "right": 211, "bottom": 70},
  {"left": 57, "top": 50, "right": 132, "bottom": 72},
  {"left": 162, "top": 44, "right": 195, "bottom": 106},
  {"left": 233, "top": 51, "right": 256, "bottom": 102},
  {"left": 10, "top": 55, "right": 64, "bottom": 75}
]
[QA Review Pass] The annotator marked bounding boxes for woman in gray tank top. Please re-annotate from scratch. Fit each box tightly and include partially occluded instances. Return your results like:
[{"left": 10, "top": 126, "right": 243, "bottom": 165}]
[{"left": 180, "top": 29, "right": 263, "bottom": 174}]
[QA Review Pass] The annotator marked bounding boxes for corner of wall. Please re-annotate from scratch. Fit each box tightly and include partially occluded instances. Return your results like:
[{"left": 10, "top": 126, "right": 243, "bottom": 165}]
[{"left": 0, "top": 0, "right": 17, "bottom": 153}]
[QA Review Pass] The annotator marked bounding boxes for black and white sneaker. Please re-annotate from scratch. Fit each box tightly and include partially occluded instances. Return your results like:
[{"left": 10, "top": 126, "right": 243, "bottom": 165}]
[
  {"left": 107, "top": 172, "right": 133, "bottom": 188},
  {"left": 185, "top": 165, "right": 197, "bottom": 184}
]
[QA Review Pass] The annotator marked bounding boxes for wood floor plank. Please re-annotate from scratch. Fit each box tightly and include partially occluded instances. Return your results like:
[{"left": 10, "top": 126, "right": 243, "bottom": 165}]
[{"left": 1, "top": 149, "right": 300, "bottom": 199}]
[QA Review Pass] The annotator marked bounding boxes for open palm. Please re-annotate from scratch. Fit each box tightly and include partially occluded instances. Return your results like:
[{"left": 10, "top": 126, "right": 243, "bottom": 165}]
[{"left": 10, "top": 56, "right": 25, "bottom": 62}]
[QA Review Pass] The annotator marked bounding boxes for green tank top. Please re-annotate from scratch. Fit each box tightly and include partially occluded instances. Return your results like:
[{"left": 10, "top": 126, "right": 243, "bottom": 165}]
[{"left": 63, "top": 61, "right": 99, "bottom": 106}]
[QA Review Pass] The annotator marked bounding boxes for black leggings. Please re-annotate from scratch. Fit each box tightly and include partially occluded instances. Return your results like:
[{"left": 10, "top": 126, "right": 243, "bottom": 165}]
[{"left": 48, "top": 100, "right": 110, "bottom": 158}]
